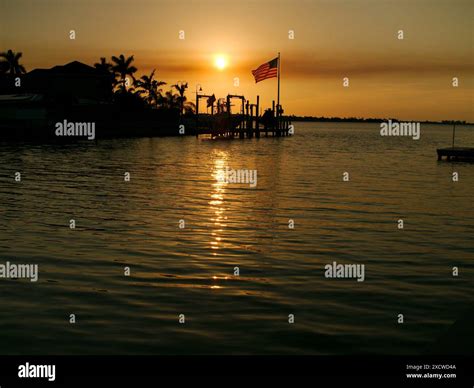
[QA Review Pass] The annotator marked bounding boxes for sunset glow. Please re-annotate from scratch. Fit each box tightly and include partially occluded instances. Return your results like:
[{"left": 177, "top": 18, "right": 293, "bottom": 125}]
[
  {"left": 2, "top": 0, "right": 473, "bottom": 120},
  {"left": 1, "top": 0, "right": 473, "bottom": 376},
  {"left": 214, "top": 55, "right": 227, "bottom": 70}
]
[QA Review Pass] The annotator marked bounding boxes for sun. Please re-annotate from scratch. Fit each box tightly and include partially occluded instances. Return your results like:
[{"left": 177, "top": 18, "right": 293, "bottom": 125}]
[{"left": 214, "top": 55, "right": 228, "bottom": 70}]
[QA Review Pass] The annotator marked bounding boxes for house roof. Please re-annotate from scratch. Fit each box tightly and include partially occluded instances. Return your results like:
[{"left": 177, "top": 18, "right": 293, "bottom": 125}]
[
  {"left": 28, "top": 61, "right": 98, "bottom": 76},
  {"left": 50, "top": 61, "right": 97, "bottom": 74}
]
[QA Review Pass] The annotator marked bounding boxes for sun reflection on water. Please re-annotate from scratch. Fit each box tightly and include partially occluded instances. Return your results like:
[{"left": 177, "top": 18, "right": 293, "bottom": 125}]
[{"left": 209, "top": 152, "right": 228, "bottom": 254}]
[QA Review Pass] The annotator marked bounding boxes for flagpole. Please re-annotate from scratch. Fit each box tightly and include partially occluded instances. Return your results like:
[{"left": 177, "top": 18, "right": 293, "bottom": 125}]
[{"left": 277, "top": 52, "right": 280, "bottom": 116}]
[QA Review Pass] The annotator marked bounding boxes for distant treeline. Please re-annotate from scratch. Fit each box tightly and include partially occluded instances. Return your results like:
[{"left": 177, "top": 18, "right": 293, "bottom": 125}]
[{"left": 288, "top": 115, "right": 472, "bottom": 125}]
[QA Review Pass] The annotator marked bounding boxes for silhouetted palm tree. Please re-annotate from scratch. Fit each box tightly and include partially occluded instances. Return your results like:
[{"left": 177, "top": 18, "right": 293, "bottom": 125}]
[
  {"left": 172, "top": 82, "right": 188, "bottom": 115},
  {"left": 162, "top": 83, "right": 195, "bottom": 114},
  {"left": 94, "top": 57, "right": 115, "bottom": 96},
  {"left": 94, "top": 57, "right": 113, "bottom": 73},
  {"left": 184, "top": 101, "right": 196, "bottom": 115},
  {"left": 161, "top": 90, "right": 180, "bottom": 110},
  {"left": 0, "top": 50, "right": 26, "bottom": 75},
  {"left": 135, "top": 69, "right": 166, "bottom": 107},
  {"left": 111, "top": 54, "right": 137, "bottom": 93}
]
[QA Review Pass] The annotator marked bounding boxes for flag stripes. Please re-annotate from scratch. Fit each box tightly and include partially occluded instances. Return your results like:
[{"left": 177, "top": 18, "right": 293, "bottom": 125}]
[{"left": 252, "top": 57, "right": 278, "bottom": 83}]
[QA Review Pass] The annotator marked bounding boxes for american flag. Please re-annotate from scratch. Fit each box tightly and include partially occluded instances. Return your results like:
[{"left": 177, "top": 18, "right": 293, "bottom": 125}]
[{"left": 252, "top": 57, "right": 278, "bottom": 83}]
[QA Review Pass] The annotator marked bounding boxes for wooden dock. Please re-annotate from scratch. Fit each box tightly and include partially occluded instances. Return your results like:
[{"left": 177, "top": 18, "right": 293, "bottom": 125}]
[
  {"left": 437, "top": 147, "right": 474, "bottom": 161},
  {"left": 195, "top": 93, "right": 292, "bottom": 139}
]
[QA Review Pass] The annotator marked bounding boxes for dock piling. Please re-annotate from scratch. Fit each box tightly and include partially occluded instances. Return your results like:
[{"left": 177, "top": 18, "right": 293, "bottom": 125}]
[{"left": 194, "top": 92, "right": 290, "bottom": 139}]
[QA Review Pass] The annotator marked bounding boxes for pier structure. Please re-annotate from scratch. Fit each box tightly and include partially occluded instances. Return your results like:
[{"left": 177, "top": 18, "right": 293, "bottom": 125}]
[
  {"left": 195, "top": 92, "right": 292, "bottom": 139},
  {"left": 436, "top": 123, "right": 474, "bottom": 161},
  {"left": 437, "top": 147, "right": 474, "bottom": 161}
]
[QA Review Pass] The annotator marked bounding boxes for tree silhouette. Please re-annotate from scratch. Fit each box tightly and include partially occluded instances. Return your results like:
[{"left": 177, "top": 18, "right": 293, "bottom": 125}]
[
  {"left": 183, "top": 101, "right": 196, "bottom": 115},
  {"left": 0, "top": 50, "right": 26, "bottom": 75},
  {"left": 135, "top": 69, "right": 166, "bottom": 108},
  {"left": 111, "top": 54, "right": 137, "bottom": 93},
  {"left": 161, "top": 90, "right": 180, "bottom": 110},
  {"left": 94, "top": 57, "right": 115, "bottom": 96},
  {"left": 94, "top": 57, "right": 113, "bottom": 73},
  {"left": 172, "top": 82, "right": 188, "bottom": 115}
]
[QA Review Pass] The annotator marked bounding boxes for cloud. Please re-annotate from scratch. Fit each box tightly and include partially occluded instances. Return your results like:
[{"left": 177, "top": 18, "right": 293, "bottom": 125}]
[
  {"left": 136, "top": 49, "right": 474, "bottom": 80},
  {"left": 278, "top": 52, "right": 474, "bottom": 78}
]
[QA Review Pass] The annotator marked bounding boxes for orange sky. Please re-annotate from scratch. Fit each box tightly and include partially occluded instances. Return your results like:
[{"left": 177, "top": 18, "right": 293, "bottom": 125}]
[{"left": 2, "top": 0, "right": 473, "bottom": 121}]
